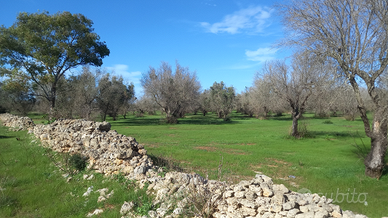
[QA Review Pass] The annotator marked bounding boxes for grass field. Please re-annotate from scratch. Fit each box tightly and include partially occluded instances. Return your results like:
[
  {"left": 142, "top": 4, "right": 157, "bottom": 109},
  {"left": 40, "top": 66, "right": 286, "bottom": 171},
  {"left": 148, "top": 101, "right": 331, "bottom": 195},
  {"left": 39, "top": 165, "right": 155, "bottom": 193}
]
[
  {"left": 0, "top": 125, "right": 155, "bottom": 218},
  {"left": 3, "top": 111, "right": 388, "bottom": 217},
  {"left": 106, "top": 111, "right": 388, "bottom": 218}
]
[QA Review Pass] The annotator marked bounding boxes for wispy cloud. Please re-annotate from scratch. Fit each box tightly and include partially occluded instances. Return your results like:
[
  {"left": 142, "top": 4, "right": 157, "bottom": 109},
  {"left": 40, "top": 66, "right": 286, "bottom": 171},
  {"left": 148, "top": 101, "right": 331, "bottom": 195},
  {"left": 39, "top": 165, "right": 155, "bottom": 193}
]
[
  {"left": 106, "top": 64, "right": 143, "bottom": 96},
  {"left": 201, "top": 1, "right": 217, "bottom": 7},
  {"left": 107, "top": 64, "right": 141, "bottom": 84},
  {"left": 245, "top": 47, "right": 278, "bottom": 62},
  {"left": 200, "top": 6, "right": 272, "bottom": 34}
]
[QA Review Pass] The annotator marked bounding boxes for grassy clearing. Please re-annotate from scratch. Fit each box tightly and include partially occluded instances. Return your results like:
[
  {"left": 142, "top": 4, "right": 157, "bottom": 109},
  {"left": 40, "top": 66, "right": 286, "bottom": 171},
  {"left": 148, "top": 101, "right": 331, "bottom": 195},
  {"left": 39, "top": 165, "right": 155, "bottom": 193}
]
[
  {"left": 0, "top": 124, "right": 156, "bottom": 218},
  {"left": 107, "top": 111, "right": 388, "bottom": 218}
]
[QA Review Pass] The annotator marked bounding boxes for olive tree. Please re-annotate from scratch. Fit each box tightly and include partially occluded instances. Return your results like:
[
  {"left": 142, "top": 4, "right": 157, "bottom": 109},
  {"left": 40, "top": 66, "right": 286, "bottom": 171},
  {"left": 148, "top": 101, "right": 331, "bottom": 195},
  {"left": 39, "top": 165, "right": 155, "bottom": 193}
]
[
  {"left": 0, "top": 11, "right": 109, "bottom": 118},
  {"left": 141, "top": 61, "right": 201, "bottom": 124},
  {"left": 261, "top": 53, "right": 329, "bottom": 137},
  {"left": 209, "top": 81, "right": 236, "bottom": 121},
  {"left": 278, "top": 0, "right": 388, "bottom": 178},
  {"left": 67, "top": 66, "right": 100, "bottom": 119},
  {"left": 97, "top": 74, "right": 134, "bottom": 121},
  {"left": 250, "top": 75, "right": 288, "bottom": 119},
  {"left": 134, "top": 96, "right": 159, "bottom": 116},
  {"left": 198, "top": 89, "right": 211, "bottom": 116}
]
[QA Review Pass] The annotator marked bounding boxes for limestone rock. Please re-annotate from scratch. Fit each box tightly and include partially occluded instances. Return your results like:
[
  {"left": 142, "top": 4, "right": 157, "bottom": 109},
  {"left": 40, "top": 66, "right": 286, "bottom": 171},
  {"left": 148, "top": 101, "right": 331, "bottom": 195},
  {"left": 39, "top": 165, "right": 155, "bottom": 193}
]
[{"left": 120, "top": 201, "right": 134, "bottom": 215}]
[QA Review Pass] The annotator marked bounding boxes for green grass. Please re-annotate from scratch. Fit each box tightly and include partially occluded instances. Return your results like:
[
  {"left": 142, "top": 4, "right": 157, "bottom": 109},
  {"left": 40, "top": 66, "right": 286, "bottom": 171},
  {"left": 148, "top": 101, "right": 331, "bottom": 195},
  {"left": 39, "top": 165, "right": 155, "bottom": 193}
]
[
  {"left": 0, "top": 124, "right": 156, "bottom": 218},
  {"left": 106, "top": 111, "right": 388, "bottom": 218}
]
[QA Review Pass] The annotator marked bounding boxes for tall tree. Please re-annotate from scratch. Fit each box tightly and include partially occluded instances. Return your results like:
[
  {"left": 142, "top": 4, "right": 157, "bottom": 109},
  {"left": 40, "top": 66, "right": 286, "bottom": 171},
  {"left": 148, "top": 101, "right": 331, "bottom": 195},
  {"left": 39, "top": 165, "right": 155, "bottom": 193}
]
[
  {"left": 278, "top": 0, "right": 388, "bottom": 178},
  {"left": 0, "top": 11, "right": 109, "bottom": 118},
  {"left": 141, "top": 61, "right": 201, "bottom": 124}
]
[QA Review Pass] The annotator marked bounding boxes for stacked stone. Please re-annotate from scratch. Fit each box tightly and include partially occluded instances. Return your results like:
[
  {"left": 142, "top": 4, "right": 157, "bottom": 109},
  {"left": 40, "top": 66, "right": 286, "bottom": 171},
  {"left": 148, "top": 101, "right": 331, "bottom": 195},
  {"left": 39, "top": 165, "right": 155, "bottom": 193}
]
[
  {"left": 121, "top": 171, "right": 227, "bottom": 218},
  {"left": 0, "top": 114, "right": 369, "bottom": 218},
  {"left": 128, "top": 172, "right": 367, "bottom": 218},
  {"left": 31, "top": 118, "right": 152, "bottom": 176},
  {"left": 211, "top": 174, "right": 366, "bottom": 218},
  {"left": 0, "top": 113, "right": 35, "bottom": 131}
]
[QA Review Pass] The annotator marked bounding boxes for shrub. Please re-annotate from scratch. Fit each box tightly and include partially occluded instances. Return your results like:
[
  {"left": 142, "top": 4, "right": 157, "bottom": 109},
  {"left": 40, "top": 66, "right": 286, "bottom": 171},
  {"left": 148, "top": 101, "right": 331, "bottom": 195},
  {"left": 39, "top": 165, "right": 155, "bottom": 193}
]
[{"left": 69, "top": 153, "right": 87, "bottom": 172}]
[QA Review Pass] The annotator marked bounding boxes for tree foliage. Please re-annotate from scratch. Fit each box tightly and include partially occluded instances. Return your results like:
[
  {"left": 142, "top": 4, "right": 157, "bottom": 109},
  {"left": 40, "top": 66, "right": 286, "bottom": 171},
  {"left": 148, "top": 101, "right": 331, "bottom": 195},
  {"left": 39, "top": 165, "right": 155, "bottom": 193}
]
[
  {"left": 209, "top": 81, "right": 235, "bottom": 121},
  {"left": 0, "top": 11, "right": 109, "bottom": 117},
  {"left": 260, "top": 53, "right": 332, "bottom": 137},
  {"left": 0, "top": 69, "right": 35, "bottom": 115},
  {"left": 97, "top": 74, "right": 135, "bottom": 121},
  {"left": 141, "top": 61, "right": 201, "bottom": 124}
]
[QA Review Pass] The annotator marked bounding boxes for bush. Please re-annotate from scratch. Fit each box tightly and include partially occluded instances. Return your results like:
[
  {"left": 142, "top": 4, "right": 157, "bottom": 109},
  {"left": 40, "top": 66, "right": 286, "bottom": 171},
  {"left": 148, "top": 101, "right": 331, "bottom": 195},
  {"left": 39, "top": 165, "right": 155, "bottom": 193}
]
[
  {"left": 295, "top": 120, "right": 314, "bottom": 138},
  {"left": 148, "top": 154, "right": 183, "bottom": 173},
  {"left": 69, "top": 153, "right": 87, "bottom": 172}
]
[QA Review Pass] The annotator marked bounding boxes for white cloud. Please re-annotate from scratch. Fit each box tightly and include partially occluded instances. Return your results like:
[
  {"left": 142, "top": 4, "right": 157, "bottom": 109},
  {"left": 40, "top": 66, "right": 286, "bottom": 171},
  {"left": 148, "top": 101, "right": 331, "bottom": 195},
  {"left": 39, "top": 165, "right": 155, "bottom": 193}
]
[
  {"left": 106, "top": 64, "right": 143, "bottom": 96},
  {"left": 107, "top": 64, "right": 141, "bottom": 84},
  {"left": 200, "top": 6, "right": 272, "bottom": 34},
  {"left": 245, "top": 47, "right": 278, "bottom": 62}
]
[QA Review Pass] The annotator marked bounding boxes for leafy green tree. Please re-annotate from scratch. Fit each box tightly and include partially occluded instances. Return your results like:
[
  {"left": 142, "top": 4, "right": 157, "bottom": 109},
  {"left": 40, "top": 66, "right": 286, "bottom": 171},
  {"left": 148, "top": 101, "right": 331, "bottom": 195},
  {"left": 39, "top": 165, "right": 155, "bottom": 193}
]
[
  {"left": 0, "top": 11, "right": 109, "bottom": 118},
  {"left": 209, "top": 81, "right": 235, "bottom": 121},
  {"left": 0, "top": 69, "right": 35, "bottom": 115},
  {"left": 97, "top": 74, "right": 134, "bottom": 121},
  {"left": 120, "top": 82, "right": 135, "bottom": 119}
]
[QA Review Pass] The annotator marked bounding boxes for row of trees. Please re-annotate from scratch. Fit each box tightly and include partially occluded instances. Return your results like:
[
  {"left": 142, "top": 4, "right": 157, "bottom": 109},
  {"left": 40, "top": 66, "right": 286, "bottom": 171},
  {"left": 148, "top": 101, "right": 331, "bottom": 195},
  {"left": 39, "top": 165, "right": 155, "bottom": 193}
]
[
  {"left": 138, "top": 58, "right": 366, "bottom": 128},
  {"left": 0, "top": 67, "right": 134, "bottom": 121},
  {"left": 1, "top": 1, "right": 387, "bottom": 178}
]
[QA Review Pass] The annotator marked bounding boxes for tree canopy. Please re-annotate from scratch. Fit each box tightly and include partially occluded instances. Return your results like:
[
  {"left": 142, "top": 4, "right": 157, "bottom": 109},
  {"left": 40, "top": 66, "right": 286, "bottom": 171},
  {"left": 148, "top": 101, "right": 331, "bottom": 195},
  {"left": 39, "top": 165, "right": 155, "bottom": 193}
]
[
  {"left": 277, "top": 0, "right": 388, "bottom": 178},
  {"left": 141, "top": 61, "right": 201, "bottom": 123},
  {"left": 0, "top": 11, "right": 110, "bottom": 117}
]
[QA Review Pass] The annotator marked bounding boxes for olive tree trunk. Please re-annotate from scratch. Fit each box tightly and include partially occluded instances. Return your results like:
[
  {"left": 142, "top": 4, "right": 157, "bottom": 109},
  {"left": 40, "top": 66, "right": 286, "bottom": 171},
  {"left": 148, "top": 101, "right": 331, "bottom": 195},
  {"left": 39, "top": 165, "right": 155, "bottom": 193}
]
[{"left": 363, "top": 109, "right": 388, "bottom": 178}]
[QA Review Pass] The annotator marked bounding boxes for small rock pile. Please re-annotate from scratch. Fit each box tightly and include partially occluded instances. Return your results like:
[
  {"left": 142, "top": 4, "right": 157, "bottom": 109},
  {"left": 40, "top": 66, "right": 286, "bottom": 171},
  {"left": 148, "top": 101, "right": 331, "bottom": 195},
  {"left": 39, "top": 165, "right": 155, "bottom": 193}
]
[{"left": 0, "top": 113, "right": 369, "bottom": 218}]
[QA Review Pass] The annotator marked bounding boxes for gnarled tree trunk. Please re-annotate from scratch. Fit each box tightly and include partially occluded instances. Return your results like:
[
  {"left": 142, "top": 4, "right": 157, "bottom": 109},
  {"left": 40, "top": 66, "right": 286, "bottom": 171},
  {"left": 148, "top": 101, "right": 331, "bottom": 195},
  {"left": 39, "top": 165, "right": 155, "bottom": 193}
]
[
  {"left": 291, "top": 108, "right": 302, "bottom": 137},
  {"left": 364, "top": 109, "right": 388, "bottom": 178}
]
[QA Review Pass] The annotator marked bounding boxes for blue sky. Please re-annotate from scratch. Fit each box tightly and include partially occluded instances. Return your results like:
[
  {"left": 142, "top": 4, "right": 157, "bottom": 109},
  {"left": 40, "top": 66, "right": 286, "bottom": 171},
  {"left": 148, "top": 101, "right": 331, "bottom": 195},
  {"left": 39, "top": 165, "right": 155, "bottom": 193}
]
[{"left": 1, "top": 0, "right": 289, "bottom": 97}]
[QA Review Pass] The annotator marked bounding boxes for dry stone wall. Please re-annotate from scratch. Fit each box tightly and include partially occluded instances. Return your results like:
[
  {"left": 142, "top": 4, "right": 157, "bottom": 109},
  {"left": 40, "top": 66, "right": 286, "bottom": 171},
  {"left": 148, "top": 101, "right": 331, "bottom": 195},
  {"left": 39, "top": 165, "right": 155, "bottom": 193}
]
[
  {"left": 0, "top": 113, "right": 35, "bottom": 131},
  {"left": 0, "top": 113, "right": 368, "bottom": 218}
]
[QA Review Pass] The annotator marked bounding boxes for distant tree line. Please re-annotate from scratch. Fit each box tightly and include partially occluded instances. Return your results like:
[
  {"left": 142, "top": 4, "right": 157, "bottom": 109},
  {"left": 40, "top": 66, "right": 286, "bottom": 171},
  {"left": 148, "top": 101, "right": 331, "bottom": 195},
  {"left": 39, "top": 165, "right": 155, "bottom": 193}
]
[
  {"left": 2, "top": 2, "right": 388, "bottom": 178},
  {"left": 0, "top": 66, "right": 134, "bottom": 121}
]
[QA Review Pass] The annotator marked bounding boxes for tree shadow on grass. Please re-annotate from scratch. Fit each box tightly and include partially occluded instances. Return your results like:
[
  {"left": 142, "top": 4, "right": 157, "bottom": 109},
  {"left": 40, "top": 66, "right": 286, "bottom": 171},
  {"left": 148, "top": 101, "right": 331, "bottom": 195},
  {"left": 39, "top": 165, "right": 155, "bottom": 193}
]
[
  {"left": 268, "top": 116, "right": 292, "bottom": 121},
  {"left": 382, "top": 165, "right": 388, "bottom": 178},
  {"left": 111, "top": 113, "right": 250, "bottom": 126},
  {"left": 0, "top": 135, "right": 14, "bottom": 139},
  {"left": 112, "top": 117, "right": 164, "bottom": 126},
  {"left": 306, "top": 131, "right": 360, "bottom": 138},
  {"left": 113, "top": 117, "right": 242, "bottom": 126}
]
